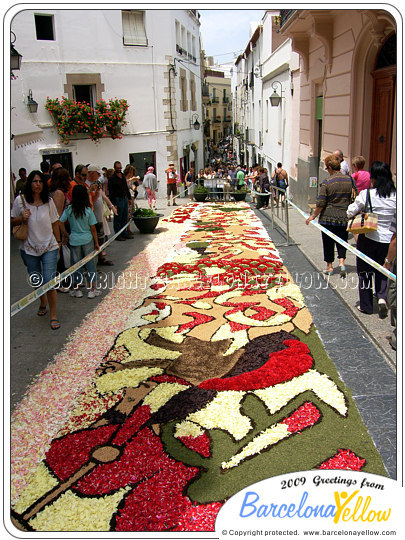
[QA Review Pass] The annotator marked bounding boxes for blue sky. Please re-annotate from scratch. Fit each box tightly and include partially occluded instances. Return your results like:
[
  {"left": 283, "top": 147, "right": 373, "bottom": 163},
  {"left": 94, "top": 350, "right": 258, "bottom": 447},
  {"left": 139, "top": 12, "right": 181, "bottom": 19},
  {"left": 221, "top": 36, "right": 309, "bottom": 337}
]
[{"left": 199, "top": 9, "right": 265, "bottom": 63}]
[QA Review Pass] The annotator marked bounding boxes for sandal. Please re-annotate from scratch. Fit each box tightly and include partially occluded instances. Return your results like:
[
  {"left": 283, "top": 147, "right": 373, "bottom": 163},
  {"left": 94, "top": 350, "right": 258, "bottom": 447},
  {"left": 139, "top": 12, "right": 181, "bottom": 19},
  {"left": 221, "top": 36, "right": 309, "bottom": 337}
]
[
  {"left": 37, "top": 306, "right": 47, "bottom": 316},
  {"left": 50, "top": 318, "right": 61, "bottom": 330}
]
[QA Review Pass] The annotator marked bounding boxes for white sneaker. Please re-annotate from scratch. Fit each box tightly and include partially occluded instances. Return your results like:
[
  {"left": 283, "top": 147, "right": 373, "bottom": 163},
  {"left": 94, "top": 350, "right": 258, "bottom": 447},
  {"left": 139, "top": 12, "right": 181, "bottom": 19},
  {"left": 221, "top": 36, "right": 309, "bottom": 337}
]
[
  {"left": 57, "top": 287, "right": 70, "bottom": 294},
  {"left": 87, "top": 289, "right": 101, "bottom": 298},
  {"left": 70, "top": 289, "right": 83, "bottom": 297}
]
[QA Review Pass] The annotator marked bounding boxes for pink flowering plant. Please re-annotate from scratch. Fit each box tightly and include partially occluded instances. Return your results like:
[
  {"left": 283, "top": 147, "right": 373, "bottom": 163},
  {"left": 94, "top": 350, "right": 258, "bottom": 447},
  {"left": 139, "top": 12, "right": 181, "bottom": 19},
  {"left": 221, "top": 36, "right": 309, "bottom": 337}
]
[{"left": 45, "top": 97, "right": 130, "bottom": 144}]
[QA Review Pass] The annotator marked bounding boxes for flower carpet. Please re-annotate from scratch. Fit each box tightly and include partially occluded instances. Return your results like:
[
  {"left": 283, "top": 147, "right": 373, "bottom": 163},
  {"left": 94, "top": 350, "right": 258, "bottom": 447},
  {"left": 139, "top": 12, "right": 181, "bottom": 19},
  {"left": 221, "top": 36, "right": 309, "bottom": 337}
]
[{"left": 11, "top": 202, "right": 386, "bottom": 532}]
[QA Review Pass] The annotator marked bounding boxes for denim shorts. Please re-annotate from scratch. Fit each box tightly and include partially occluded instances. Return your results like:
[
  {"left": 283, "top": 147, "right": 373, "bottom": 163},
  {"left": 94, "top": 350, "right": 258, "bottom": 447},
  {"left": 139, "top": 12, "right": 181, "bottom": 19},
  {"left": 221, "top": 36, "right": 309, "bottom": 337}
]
[
  {"left": 20, "top": 248, "right": 59, "bottom": 288},
  {"left": 70, "top": 241, "right": 97, "bottom": 285}
]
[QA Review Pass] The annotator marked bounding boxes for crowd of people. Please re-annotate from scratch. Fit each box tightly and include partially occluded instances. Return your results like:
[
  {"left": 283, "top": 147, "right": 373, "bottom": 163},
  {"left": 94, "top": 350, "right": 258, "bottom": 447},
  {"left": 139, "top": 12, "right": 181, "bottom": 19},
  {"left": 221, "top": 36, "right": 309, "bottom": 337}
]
[
  {"left": 306, "top": 149, "right": 396, "bottom": 349},
  {"left": 11, "top": 159, "right": 154, "bottom": 329},
  {"left": 11, "top": 146, "right": 397, "bottom": 349}
]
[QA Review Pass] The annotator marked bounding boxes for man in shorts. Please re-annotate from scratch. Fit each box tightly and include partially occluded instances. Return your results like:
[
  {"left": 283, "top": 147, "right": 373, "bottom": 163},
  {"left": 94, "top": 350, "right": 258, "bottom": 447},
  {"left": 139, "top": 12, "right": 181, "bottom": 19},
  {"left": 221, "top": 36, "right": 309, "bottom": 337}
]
[{"left": 165, "top": 160, "right": 178, "bottom": 206}]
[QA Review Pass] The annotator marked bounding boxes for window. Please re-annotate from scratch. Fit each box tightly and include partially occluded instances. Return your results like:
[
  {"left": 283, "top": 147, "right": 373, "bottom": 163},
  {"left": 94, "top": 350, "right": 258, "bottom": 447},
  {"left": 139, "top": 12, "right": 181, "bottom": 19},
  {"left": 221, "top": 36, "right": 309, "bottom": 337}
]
[
  {"left": 180, "top": 68, "right": 188, "bottom": 112},
  {"left": 122, "top": 10, "right": 147, "bottom": 46},
  {"left": 73, "top": 85, "right": 95, "bottom": 106},
  {"left": 35, "top": 14, "right": 54, "bottom": 40},
  {"left": 175, "top": 20, "right": 180, "bottom": 46},
  {"left": 190, "top": 74, "right": 197, "bottom": 111},
  {"left": 64, "top": 74, "right": 105, "bottom": 103}
]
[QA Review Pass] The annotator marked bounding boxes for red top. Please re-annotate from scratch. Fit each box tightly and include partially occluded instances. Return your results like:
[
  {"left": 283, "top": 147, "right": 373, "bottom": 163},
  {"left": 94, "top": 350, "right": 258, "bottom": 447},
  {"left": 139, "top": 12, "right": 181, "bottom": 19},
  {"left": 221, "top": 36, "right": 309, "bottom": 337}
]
[{"left": 166, "top": 167, "right": 177, "bottom": 184}]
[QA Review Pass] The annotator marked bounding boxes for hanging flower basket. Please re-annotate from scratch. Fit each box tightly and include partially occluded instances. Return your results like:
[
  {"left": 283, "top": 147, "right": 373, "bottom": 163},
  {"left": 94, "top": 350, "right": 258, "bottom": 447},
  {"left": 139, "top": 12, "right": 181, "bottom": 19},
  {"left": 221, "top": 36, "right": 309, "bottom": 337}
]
[{"left": 45, "top": 97, "right": 129, "bottom": 144}]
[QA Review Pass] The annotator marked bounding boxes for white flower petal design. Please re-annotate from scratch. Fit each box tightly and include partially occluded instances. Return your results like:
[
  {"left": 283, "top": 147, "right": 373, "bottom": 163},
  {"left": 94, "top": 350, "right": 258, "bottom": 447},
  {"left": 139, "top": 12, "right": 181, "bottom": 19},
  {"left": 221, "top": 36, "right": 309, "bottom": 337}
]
[
  {"left": 254, "top": 370, "right": 347, "bottom": 416},
  {"left": 187, "top": 391, "right": 250, "bottom": 441},
  {"left": 142, "top": 383, "right": 187, "bottom": 413}
]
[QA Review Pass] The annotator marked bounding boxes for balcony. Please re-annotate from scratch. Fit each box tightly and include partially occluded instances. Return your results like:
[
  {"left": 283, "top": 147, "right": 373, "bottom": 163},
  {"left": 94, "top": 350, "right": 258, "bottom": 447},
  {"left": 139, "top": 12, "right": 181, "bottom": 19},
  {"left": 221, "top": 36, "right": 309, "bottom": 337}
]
[
  {"left": 212, "top": 96, "right": 219, "bottom": 103},
  {"left": 176, "top": 44, "right": 186, "bottom": 56},
  {"left": 214, "top": 117, "right": 221, "bottom": 123},
  {"left": 279, "top": 9, "right": 296, "bottom": 28},
  {"left": 202, "top": 85, "right": 210, "bottom": 97},
  {"left": 223, "top": 97, "right": 229, "bottom": 103}
]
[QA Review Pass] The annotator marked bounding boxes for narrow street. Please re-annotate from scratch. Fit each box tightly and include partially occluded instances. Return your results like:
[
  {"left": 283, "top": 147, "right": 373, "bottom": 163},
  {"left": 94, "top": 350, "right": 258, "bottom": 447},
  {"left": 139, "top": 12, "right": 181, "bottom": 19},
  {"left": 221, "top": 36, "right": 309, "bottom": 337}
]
[{"left": 10, "top": 193, "right": 396, "bottom": 489}]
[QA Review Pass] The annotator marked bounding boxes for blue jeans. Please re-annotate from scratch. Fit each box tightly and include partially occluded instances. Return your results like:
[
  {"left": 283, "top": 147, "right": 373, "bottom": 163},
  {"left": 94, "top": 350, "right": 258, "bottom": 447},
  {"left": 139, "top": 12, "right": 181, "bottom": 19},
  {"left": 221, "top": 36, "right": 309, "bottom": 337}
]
[
  {"left": 70, "top": 241, "right": 97, "bottom": 286},
  {"left": 20, "top": 249, "right": 58, "bottom": 288},
  {"left": 113, "top": 197, "right": 129, "bottom": 238}
]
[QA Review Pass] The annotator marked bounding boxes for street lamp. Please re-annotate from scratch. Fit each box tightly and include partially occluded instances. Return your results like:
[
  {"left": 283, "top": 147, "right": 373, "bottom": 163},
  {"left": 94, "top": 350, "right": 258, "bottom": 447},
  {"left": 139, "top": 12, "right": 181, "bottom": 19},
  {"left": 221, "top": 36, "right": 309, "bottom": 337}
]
[
  {"left": 270, "top": 81, "right": 283, "bottom": 107},
  {"left": 11, "top": 31, "right": 22, "bottom": 72},
  {"left": 190, "top": 113, "right": 200, "bottom": 130},
  {"left": 27, "top": 90, "right": 38, "bottom": 113}
]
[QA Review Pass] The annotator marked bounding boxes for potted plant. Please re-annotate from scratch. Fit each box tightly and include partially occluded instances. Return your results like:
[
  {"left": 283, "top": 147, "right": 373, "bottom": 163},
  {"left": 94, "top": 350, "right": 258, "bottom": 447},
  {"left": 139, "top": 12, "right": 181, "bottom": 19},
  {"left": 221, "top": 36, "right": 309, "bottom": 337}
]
[
  {"left": 231, "top": 185, "right": 248, "bottom": 201},
  {"left": 132, "top": 207, "right": 163, "bottom": 234},
  {"left": 193, "top": 184, "right": 209, "bottom": 202}
]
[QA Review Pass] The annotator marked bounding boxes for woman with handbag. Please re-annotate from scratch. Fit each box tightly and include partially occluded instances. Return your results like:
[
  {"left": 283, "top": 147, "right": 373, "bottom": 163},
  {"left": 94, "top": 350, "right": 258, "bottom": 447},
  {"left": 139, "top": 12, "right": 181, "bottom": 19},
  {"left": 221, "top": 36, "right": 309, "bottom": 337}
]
[
  {"left": 306, "top": 154, "right": 355, "bottom": 277},
  {"left": 347, "top": 161, "right": 396, "bottom": 316},
  {"left": 11, "top": 170, "right": 61, "bottom": 329}
]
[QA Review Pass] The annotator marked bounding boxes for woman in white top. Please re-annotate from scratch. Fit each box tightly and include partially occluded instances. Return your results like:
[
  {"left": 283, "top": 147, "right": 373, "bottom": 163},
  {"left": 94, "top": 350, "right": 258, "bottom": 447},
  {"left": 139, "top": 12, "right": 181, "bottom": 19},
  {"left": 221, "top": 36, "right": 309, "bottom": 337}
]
[
  {"left": 347, "top": 161, "right": 396, "bottom": 317},
  {"left": 11, "top": 170, "right": 61, "bottom": 329},
  {"left": 215, "top": 171, "right": 224, "bottom": 201},
  {"left": 204, "top": 169, "right": 214, "bottom": 201}
]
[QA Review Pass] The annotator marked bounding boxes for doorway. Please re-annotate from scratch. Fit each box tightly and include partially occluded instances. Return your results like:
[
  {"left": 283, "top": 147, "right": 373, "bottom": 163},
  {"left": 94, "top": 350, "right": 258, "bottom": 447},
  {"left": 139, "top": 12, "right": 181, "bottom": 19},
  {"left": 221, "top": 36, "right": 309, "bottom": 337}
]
[
  {"left": 369, "top": 66, "right": 396, "bottom": 165},
  {"left": 369, "top": 34, "right": 396, "bottom": 165},
  {"left": 129, "top": 151, "right": 156, "bottom": 177},
  {"left": 41, "top": 152, "right": 73, "bottom": 177}
]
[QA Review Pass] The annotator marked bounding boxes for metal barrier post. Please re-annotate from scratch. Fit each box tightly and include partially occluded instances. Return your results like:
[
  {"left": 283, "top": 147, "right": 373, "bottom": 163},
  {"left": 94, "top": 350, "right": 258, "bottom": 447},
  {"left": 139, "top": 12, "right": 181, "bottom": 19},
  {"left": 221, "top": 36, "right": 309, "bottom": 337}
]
[
  {"left": 270, "top": 188, "right": 275, "bottom": 229},
  {"left": 285, "top": 192, "right": 290, "bottom": 245}
]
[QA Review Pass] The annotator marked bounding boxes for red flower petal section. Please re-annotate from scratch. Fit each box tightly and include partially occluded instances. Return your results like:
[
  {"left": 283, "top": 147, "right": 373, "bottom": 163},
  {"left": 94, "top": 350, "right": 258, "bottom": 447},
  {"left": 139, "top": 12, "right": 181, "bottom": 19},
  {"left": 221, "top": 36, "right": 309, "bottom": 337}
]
[
  {"left": 199, "top": 339, "right": 313, "bottom": 391},
  {"left": 319, "top": 449, "right": 366, "bottom": 471},
  {"left": 176, "top": 312, "right": 214, "bottom": 333},
  {"left": 178, "top": 432, "right": 211, "bottom": 457},
  {"left": 45, "top": 424, "right": 119, "bottom": 481},
  {"left": 114, "top": 462, "right": 199, "bottom": 531},
  {"left": 74, "top": 427, "right": 172, "bottom": 495},
  {"left": 282, "top": 402, "right": 321, "bottom": 433}
]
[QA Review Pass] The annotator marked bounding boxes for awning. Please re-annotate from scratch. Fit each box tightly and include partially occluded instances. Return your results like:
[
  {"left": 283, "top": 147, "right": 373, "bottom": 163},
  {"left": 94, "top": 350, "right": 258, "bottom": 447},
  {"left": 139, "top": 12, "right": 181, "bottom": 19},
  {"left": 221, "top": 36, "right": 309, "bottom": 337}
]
[{"left": 11, "top": 110, "right": 44, "bottom": 149}]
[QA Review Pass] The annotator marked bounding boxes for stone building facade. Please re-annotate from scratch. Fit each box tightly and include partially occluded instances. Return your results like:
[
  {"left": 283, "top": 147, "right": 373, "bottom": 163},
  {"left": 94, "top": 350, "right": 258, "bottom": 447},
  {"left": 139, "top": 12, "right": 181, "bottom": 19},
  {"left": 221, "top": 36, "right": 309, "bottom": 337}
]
[
  {"left": 9, "top": 8, "right": 203, "bottom": 184},
  {"left": 280, "top": 8, "right": 397, "bottom": 209}
]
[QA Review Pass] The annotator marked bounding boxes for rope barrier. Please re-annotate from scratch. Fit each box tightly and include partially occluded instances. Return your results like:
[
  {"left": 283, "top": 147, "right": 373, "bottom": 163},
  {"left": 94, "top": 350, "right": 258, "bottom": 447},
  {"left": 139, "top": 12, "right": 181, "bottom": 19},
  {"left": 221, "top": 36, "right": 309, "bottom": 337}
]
[
  {"left": 10, "top": 222, "right": 129, "bottom": 318},
  {"left": 286, "top": 200, "right": 396, "bottom": 282}
]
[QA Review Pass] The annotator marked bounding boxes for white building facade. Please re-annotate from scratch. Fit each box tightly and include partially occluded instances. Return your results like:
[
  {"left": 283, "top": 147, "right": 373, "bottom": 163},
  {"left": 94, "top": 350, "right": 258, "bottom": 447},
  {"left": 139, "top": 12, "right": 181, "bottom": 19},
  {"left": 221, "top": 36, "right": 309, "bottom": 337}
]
[
  {"left": 233, "top": 11, "right": 300, "bottom": 184},
  {"left": 9, "top": 8, "right": 203, "bottom": 184}
]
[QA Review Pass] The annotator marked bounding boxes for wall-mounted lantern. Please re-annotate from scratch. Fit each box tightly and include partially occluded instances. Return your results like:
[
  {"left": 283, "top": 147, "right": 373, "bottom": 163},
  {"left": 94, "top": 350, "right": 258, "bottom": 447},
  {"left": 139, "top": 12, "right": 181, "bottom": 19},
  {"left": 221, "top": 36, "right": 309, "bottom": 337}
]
[
  {"left": 27, "top": 90, "right": 38, "bottom": 113},
  {"left": 270, "top": 81, "right": 283, "bottom": 107},
  {"left": 11, "top": 31, "right": 22, "bottom": 72},
  {"left": 190, "top": 113, "right": 200, "bottom": 130}
]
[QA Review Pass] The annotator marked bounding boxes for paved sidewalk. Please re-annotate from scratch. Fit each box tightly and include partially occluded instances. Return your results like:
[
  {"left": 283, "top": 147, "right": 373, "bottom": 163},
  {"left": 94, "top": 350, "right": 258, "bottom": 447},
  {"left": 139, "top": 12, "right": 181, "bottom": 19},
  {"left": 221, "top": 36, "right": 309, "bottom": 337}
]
[{"left": 257, "top": 202, "right": 396, "bottom": 370}]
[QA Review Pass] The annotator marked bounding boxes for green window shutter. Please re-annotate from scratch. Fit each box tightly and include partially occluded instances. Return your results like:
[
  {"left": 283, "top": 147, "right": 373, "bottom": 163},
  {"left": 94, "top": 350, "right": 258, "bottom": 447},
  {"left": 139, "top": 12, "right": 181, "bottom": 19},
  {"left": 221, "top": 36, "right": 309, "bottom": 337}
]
[{"left": 316, "top": 96, "right": 323, "bottom": 120}]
